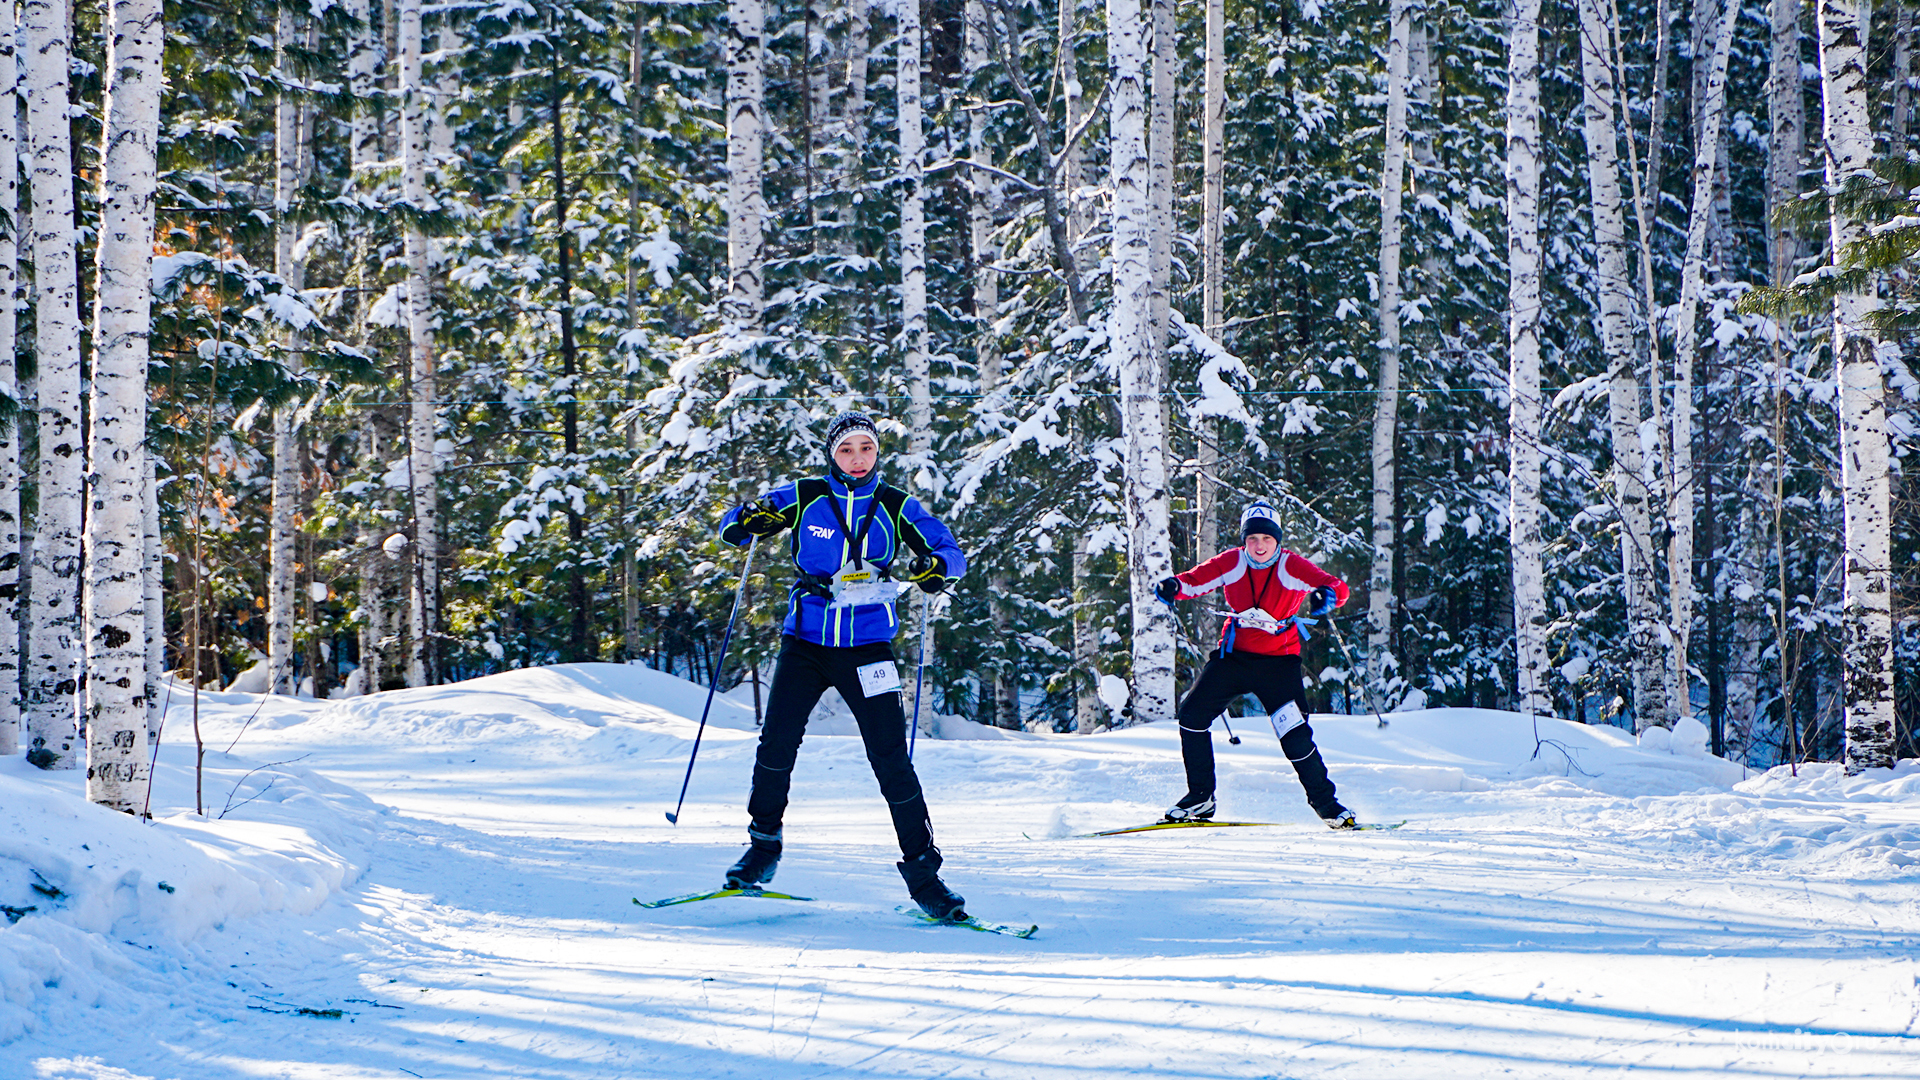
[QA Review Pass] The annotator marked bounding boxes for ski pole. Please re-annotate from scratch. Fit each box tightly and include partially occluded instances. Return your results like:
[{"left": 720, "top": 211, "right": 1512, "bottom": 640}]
[
  {"left": 666, "top": 538, "right": 757, "bottom": 825},
  {"left": 1219, "top": 713, "right": 1241, "bottom": 745},
  {"left": 908, "top": 589, "right": 930, "bottom": 760},
  {"left": 1324, "top": 614, "right": 1390, "bottom": 729}
]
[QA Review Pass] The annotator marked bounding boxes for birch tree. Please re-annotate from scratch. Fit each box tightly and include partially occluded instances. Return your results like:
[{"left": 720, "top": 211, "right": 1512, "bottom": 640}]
[
  {"left": 0, "top": 0, "right": 18, "bottom": 758},
  {"left": 268, "top": 6, "right": 301, "bottom": 696},
  {"left": 836, "top": 0, "right": 867, "bottom": 253},
  {"left": 22, "top": 0, "right": 82, "bottom": 769},
  {"left": 348, "top": 0, "right": 386, "bottom": 693},
  {"left": 1195, "top": 0, "right": 1224, "bottom": 649},
  {"left": 1580, "top": 0, "right": 1665, "bottom": 730},
  {"left": 1147, "top": 0, "right": 1174, "bottom": 367},
  {"left": 1506, "top": 0, "right": 1548, "bottom": 716},
  {"left": 1369, "top": 0, "right": 1410, "bottom": 684},
  {"left": 899, "top": 0, "right": 929, "bottom": 464},
  {"left": 725, "top": 0, "right": 766, "bottom": 337},
  {"left": 1108, "top": 0, "right": 1177, "bottom": 724},
  {"left": 87, "top": 0, "right": 160, "bottom": 811},
  {"left": 1768, "top": 0, "right": 1803, "bottom": 286},
  {"left": 1815, "top": 0, "right": 1897, "bottom": 771},
  {"left": 1664, "top": 0, "right": 1737, "bottom": 725},
  {"left": 401, "top": 0, "right": 439, "bottom": 686}
]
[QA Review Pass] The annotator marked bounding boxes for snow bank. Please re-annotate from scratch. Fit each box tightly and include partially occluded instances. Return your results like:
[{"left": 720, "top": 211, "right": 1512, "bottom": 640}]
[{"left": 0, "top": 750, "right": 379, "bottom": 1044}]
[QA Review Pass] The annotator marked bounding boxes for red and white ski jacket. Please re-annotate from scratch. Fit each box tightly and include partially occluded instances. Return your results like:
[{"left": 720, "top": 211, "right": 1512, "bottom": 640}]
[{"left": 1172, "top": 548, "right": 1349, "bottom": 656}]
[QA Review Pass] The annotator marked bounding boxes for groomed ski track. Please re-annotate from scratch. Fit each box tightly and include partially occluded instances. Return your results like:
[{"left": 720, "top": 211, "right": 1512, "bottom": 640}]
[{"left": 5, "top": 661, "right": 1918, "bottom": 1079}]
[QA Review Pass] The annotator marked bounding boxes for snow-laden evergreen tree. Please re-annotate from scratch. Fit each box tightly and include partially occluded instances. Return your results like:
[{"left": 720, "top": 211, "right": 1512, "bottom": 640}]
[{"left": 22, "top": 0, "right": 82, "bottom": 769}]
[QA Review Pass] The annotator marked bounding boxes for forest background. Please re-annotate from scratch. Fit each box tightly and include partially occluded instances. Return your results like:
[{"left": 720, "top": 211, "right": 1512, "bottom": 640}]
[{"left": 1, "top": 0, "right": 1916, "bottom": 815}]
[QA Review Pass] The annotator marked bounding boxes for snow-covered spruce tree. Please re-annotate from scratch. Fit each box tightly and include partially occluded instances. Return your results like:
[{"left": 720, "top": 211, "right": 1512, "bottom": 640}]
[
  {"left": 22, "top": 0, "right": 82, "bottom": 769},
  {"left": 87, "top": 0, "right": 163, "bottom": 810},
  {"left": 0, "top": 0, "right": 17, "bottom": 758},
  {"left": 1815, "top": 0, "right": 1897, "bottom": 772}
]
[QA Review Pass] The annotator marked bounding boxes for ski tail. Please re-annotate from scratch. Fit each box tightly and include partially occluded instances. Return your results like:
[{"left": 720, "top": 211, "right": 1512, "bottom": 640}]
[{"left": 634, "top": 887, "right": 815, "bottom": 909}]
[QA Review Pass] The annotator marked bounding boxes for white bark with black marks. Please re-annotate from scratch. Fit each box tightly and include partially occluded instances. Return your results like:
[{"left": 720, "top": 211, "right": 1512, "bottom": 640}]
[
  {"left": 0, "top": 0, "right": 19, "bottom": 757},
  {"left": 87, "top": 0, "right": 161, "bottom": 810},
  {"left": 900, "top": 0, "right": 928, "bottom": 462},
  {"left": 400, "top": 0, "right": 439, "bottom": 687},
  {"left": 1816, "top": 0, "right": 1897, "bottom": 772},
  {"left": 23, "top": 0, "right": 82, "bottom": 769},
  {"left": 1369, "top": 0, "right": 1410, "bottom": 680},
  {"left": 725, "top": 0, "right": 766, "bottom": 336},
  {"left": 1507, "top": 0, "right": 1549, "bottom": 716},
  {"left": 1108, "top": 0, "right": 1177, "bottom": 724}
]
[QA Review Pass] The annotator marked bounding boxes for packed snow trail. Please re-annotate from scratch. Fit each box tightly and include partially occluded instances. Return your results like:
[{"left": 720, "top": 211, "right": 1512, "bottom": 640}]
[{"left": 4, "top": 663, "right": 1919, "bottom": 1079}]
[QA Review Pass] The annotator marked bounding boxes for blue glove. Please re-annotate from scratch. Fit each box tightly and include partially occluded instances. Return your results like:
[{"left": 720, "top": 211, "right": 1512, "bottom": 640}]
[
  {"left": 1308, "top": 586, "right": 1337, "bottom": 617},
  {"left": 1154, "top": 576, "right": 1181, "bottom": 606}
]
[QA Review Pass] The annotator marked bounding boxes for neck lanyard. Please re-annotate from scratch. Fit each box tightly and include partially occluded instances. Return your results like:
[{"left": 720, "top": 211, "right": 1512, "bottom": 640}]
[{"left": 824, "top": 481, "right": 883, "bottom": 570}]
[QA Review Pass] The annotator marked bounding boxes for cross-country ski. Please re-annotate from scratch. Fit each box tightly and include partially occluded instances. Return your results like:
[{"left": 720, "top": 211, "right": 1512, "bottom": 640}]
[
  {"left": 896, "top": 905, "right": 1039, "bottom": 939},
  {"left": 633, "top": 886, "right": 816, "bottom": 909}
]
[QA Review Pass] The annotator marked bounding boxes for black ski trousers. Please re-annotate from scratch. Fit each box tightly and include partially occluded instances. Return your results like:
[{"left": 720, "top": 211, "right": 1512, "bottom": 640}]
[
  {"left": 1175, "top": 650, "right": 1341, "bottom": 816},
  {"left": 747, "top": 634, "right": 934, "bottom": 857}
]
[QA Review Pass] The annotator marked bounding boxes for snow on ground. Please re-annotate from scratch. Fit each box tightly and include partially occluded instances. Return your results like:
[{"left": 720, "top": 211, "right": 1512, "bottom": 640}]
[{"left": 4, "top": 662, "right": 1918, "bottom": 1079}]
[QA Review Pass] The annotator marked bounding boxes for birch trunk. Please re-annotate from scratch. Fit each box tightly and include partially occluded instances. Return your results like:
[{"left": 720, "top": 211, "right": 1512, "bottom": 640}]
[
  {"left": 1816, "top": 0, "right": 1897, "bottom": 772},
  {"left": 1507, "top": 0, "right": 1549, "bottom": 716},
  {"left": 899, "top": 0, "right": 929, "bottom": 462},
  {"left": 1369, "top": 0, "right": 1410, "bottom": 681},
  {"left": 1664, "top": 0, "right": 1737, "bottom": 725},
  {"left": 1060, "top": 0, "right": 1090, "bottom": 241},
  {"left": 268, "top": 6, "right": 300, "bottom": 697},
  {"left": 430, "top": 11, "right": 461, "bottom": 168},
  {"left": 1108, "top": 0, "right": 1177, "bottom": 724},
  {"left": 1580, "top": 0, "right": 1667, "bottom": 730},
  {"left": 400, "top": 0, "right": 439, "bottom": 687},
  {"left": 348, "top": 0, "right": 380, "bottom": 178},
  {"left": 23, "top": 0, "right": 81, "bottom": 769},
  {"left": 836, "top": 0, "right": 867, "bottom": 254},
  {"left": 0, "top": 0, "right": 18, "bottom": 757},
  {"left": 725, "top": 0, "right": 766, "bottom": 337},
  {"left": 1769, "top": 0, "right": 1805, "bottom": 284},
  {"left": 85, "top": 0, "right": 160, "bottom": 809},
  {"left": 1196, "top": 0, "right": 1224, "bottom": 652},
  {"left": 1147, "top": 0, "right": 1174, "bottom": 371},
  {"left": 143, "top": 453, "right": 162, "bottom": 740}
]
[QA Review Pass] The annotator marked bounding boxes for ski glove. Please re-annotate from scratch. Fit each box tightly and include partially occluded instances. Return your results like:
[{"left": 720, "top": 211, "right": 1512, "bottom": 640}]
[
  {"left": 737, "top": 500, "right": 787, "bottom": 538},
  {"left": 905, "top": 553, "right": 948, "bottom": 593},
  {"left": 1154, "top": 576, "right": 1182, "bottom": 605},
  {"left": 1308, "top": 586, "right": 1337, "bottom": 617}
]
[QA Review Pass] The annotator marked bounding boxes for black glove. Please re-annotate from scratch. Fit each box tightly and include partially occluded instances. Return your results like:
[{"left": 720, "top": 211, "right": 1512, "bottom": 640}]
[
  {"left": 1154, "top": 576, "right": 1182, "bottom": 605},
  {"left": 905, "top": 553, "right": 947, "bottom": 593},
  {"left": 736, "top": 500, "right": 786, "bottom": 538},
  {"left": 1308, "top": 586, "right": 1337, "bottom": 617}
]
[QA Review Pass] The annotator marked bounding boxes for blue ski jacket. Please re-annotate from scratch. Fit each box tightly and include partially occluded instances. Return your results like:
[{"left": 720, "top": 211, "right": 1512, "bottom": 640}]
[{"left": 720, "top": 473, "right": 967, "bottom": 648}]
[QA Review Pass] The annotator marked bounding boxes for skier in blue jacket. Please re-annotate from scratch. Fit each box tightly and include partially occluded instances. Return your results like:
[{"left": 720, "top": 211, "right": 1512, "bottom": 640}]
[{"left": 718, "top": 411, "right": 970, "bottom": 920}]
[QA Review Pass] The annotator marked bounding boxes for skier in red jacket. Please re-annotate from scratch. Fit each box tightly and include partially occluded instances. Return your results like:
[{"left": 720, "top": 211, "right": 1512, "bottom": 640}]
[{"left": 1153, "top": 500, "right": 1359, "bottom": 828}]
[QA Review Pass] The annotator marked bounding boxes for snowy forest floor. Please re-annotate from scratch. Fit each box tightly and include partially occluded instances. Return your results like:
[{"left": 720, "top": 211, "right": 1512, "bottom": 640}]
[{"left": 4, "top": 662, "right": 1920, "bottom": 1079}]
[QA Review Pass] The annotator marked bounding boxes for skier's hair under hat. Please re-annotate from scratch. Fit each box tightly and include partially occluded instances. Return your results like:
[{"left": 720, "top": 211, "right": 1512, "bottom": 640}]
[
  {"left": 1240, "top": 500, "right": 1283, "bottom": 542},
  {"left": 825, "top": 410, "right": 880, "bottom": 457}
]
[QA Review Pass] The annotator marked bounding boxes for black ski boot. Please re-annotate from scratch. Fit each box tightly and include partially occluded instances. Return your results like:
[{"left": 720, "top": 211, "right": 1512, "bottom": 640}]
[
  {"left": 724, "top": 825, "right": 782, "bottom": 889},
  {"left": 1163, "top": 791, "right": 1217, "bottom": 823},
  {"left": 1318, "top": 804, "right": 1357, "bottom": 830},
  {"left": 897, "top": 846, "right": 966, "bottom": 922}
]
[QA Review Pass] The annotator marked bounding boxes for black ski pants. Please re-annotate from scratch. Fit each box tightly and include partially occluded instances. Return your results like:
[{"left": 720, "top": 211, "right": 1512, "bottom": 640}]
[
  {"left": 747, "top": 634, "right": 935, "bottom": 857},
  {"left": 1176, "top": 650, "right": 1341, "bottom": 816}
]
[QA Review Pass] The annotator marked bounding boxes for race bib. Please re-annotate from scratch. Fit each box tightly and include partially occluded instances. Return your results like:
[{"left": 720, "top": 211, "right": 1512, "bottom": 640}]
[
  {"left": 829, "top": 564, "right": 894, "bottom": 609},
  {"left": 1269, "top": 700, "right": 1305, "bottom": 738},
  {"left": 1235, "top": 607, "right": 1283, "bottom": 634},
  {"left": 857, "top": 660, "right": 903, "bottom": 698}
]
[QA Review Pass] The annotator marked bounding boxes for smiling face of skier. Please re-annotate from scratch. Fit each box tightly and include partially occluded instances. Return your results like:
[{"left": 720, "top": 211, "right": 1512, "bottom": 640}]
[
  {"left": 1243, "top": 532, "right": 1278, "bottom": 563},
  {"left": 834, "top": 433, "right": 877, "bottom": 481}
]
